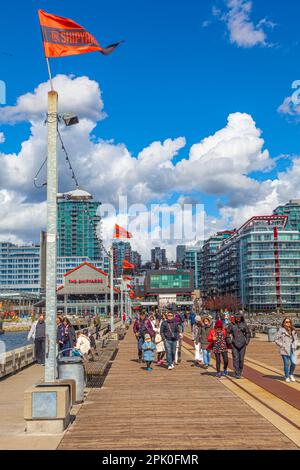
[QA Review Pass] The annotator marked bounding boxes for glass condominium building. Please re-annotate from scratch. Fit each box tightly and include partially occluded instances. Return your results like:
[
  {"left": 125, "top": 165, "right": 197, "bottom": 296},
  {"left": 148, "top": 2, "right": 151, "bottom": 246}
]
[
  {"left": 57, "top": 189, "right": 101, "bottom": 260},
  {"left": 184, "top": 244, "right": 203, "bottom": 290},
  {"left": 0, "top": 242, "right": 40, "bottom": 293},
  {"left": 217, "top": 215, "right": 300, "bottom": 312},
  {"left": 274, "top": 200, "right": 300, "bottom": 232}
]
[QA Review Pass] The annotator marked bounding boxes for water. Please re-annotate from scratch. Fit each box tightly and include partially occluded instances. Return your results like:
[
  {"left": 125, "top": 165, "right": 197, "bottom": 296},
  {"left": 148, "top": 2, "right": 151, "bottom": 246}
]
[{"left": 0, "top": 331, "right": 31, "bottom": 352}]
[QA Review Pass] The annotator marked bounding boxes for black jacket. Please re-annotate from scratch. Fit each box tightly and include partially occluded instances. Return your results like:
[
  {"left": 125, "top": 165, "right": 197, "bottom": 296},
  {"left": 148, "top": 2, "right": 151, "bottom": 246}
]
[
  {"left": 160, "top": 320, "right": 180, "bottom": 342},
  {"left": 227, "top": 321, "right": 251, "bottom": 349}
]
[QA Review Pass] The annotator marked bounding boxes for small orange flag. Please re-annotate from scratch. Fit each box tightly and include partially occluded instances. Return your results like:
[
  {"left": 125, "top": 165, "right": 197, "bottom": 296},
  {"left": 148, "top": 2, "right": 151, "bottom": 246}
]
[
  {"left": 122, "top": 260, "right": 135, "bottom": 270},
  {"left": 114, "top": 224, "right": 133, "bottom": 239}
]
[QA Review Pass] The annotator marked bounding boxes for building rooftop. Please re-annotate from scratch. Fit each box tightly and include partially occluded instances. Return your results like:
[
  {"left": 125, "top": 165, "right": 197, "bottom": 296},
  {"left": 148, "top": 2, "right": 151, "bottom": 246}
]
[{"left": 59, "top": 188, "right": 93, "bottom": 201}]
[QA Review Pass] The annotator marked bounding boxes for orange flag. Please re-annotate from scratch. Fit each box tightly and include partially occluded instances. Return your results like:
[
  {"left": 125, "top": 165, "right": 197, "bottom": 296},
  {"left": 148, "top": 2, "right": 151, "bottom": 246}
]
[
  {"left": 122, "top": 260, "right": 135, "bottom": 270},
  {"left": 38, "top": 10, "right": 123, "bottom": 58},
  {"left": 114, "top": 224, "right": 132, "bottom": 239}
]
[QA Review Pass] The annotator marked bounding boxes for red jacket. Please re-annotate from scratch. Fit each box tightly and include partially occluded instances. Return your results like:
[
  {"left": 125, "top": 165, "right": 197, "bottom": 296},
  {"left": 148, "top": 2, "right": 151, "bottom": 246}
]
[{"left": 207, "top": 328, "right": 227, "bottom": 351}]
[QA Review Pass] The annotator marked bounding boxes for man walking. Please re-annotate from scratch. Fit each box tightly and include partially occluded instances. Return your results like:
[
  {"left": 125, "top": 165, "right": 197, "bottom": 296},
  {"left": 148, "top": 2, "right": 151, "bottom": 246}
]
[
  {"left": 227, "top": 312, "right": 251, "bottom": 379},
  {"left": 133, "top": 311, "right": 154, "bottom": 363},
  {"left": 28, "top": 314, "right": 46, "bottom": 365},
  {"left": 160, "top": 311, "right": 181, "bottom": 370}
]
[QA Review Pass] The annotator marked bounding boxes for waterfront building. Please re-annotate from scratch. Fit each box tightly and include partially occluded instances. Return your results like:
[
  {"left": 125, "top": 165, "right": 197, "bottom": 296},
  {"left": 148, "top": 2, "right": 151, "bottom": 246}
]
[
  {"left": 274, "top": 200, "right": 300, "bottom": 232},
  {"left": 201, "top": 231, "right": 234, "bottom": 301},
  {"left": 217, "top": 215, "right": 300, "bottom": 312},
  {"left": 141, "top": 269, "right": 194, "bottom": 311},
  {"left": 132, "top": 251, "right": 142, "bottom": 270},
  {"left": 57, "top": 261, "right": 120, "bottom": 316},
  {"left": 57, "top": 189, "right": 101, "bottom": 260},
  {"left": 176, "top": 245, "right": 186, "bottom": 267},
  {"left": 0, "top": 242, "right": 40, "bottom": 294},
  {"left": 113, "top": 241, "right": 132, "bottom": 277},
  {"left": 151, "top": 247, "right": 168, "bottom": 268},
  {"left": 184, "top": 244, "right": 203, "bottom": 290}
]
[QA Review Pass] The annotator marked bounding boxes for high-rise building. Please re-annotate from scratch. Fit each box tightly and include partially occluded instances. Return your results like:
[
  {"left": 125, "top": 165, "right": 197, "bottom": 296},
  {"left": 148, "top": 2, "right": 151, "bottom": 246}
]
[
  {"left": 0, "top": 242, "right": 41, "bottom": 293},
  {"left": 132, "top": 251, "right": 142, "bottom": 270},
  {"left": 184, "top": 244, "right": 202, "bottom": 290},
  {"left": 201, "top": 231, "right": 234, "bottom": 300},
  {"left": 57, "top": 189, "right": 101, "bottom": 260},
  {"left": 113, "top": 241, "right": 132, "bottom": 277},
  {"left": 176, "top": 245, "right": 186, "bottom": 267},
  {"left": 274, "top": 200, "right": 300, "bottom": 232},
  {"left": 217, "top": 215, "right": 300, "bottom": 312},
  {"left": 151, "top": 247, "right": 167, "bottom": 268}
]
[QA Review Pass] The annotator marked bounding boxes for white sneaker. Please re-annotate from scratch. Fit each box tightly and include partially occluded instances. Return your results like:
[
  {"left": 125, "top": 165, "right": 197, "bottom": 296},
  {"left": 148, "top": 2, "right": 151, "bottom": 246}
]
[
  {"left": 285, "top": 378, "right": 291, "bottom": 383},
  {"left": 171, "top": 364, "right": 175, "bottom": 369},
  {"left": 290, "top": 375, "right": 296, "bottom": 382},
  {"left": 168, "top": 366, "right": 173, "bottom": 370}
]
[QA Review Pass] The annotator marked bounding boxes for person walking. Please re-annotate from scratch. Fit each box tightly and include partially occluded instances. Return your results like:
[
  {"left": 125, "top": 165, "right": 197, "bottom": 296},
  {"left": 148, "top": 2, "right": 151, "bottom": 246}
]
[
  {"left": 133, "top": 311, "right": 154, "bottom": 363},
  {"left": 61, "top": 317, "right": 76, "bottom": 357},
  {"left": 94, "top": 315, "right": 101, "bottom": 340},
  {"left": 192, "top": 316, "right": 203, "bottom": 367},
  {"left": 56, "top": 315, "right": 64, "bottom": 353},
  {"left": 160, "top": 311, "right": 181, "bottom": 370},
  {"left": 275, "top": 318, "right": 298, "bottom": 383},
  {"left": 189, "top": 310, "right": 196, "bottom": 332},
  {"left": 28, "top": 314, "right": 46, "bottom": 365},
  {"left": 208, "top": 320, "right": 229, "bottom": 378},
  {"left": 198, "top": 315, "right": 214, "bottom": 369},
  {"left": 142, "top": 334, "right": 156, "bottom": 371},
  {"left": 154, "top": 318, "right": 165, "bottom": 365},
  {"left": 227, "top": 312, "right": 251, "bottom": 379}
]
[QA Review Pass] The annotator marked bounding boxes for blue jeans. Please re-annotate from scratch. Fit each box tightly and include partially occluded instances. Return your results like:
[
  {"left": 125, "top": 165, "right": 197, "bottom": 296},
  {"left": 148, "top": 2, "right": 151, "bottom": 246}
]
[
  {"left": 203, "top": 349, "right": 211, "bottom": 366},
  {"left": 137, "top": 336, "right": 144, "bottom": 359},
  {"left": 282, "top": 354, "right": 296, "bottom": 379},
  {"left": 165, "top": 340, "right": 177, "bottom": 367}
]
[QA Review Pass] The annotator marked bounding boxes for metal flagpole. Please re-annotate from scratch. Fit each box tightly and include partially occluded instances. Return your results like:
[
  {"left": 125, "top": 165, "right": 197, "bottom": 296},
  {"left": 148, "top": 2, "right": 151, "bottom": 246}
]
[
  {"left": 46, "top": 58, "right": 54, "bottom": 92},
  {"left": 110, "top": 245, "right": 115, "bottom": 332},
  {"left": 120, "top": 278, "right": 124, "bottom": 325},
  {"left": 45, "top": 90, "right": 58, "bottom": 382}
]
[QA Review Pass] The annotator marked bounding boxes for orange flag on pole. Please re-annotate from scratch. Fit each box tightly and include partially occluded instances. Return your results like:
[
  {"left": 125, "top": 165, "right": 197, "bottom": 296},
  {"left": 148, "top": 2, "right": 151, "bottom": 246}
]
[
  {"left": 38, "top": 10, "right": 123, "bottom": 58},
  {"left": 113, "top": 224, "right": 133, "bottom": 239}
]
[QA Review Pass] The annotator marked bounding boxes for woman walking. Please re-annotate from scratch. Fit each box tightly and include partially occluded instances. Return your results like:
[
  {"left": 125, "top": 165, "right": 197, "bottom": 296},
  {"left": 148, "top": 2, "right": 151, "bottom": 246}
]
[
  {"left": 154, "top": 318, "right": 165, "bottom": 365},
  {"left": 208, "top": 320, "right": 229, "bottom": 378},
  {"left": 61, "top": 317, "right": 76, "bottom": 357},
  {"left": 198, "top": 315, "right": 214, "bottom": 369},
  {"left": 227, "top": 312, "right": 251, "bottom": 379},
  {"left": 192, "top": 316, "right": 203, "bottom": 367},
  {"left": 275, "top": 318, "right": 298, "bottom": 383}
]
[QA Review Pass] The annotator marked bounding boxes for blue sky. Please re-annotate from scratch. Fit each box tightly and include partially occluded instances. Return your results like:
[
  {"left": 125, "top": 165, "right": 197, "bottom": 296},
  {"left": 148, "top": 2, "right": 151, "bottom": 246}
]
[{"left": 1, "top": 0, "right": 300, "bottom": 256}]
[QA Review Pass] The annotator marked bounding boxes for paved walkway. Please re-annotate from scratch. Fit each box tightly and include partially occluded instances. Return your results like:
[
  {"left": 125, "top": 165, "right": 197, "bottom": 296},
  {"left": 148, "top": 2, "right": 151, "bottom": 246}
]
[
  {"left": 0, "top": 364, "right": 62, "bottom": 450},
  {"left": 59, "top": 329, "right": 298, "bottom": 450}
]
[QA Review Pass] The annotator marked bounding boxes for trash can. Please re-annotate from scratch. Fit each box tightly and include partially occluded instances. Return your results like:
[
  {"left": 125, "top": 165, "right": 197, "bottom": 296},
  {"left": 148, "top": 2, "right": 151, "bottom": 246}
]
[
  {"left": 268, "top": 327, "right": 277, "bottom": 343},
  {"left": 57, "top": 355, "right": 86, "bottom": 403}
]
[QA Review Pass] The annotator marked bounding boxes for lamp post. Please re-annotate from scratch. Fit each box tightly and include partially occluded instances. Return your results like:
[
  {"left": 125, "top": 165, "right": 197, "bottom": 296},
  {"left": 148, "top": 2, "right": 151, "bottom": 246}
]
[
  {"left": 45, "top": 91, "right": 58, "bottom": 382},
  {"left": 110, "top": 246, "right": 115, "bottom": 333},
  {"left": 44, "top": 94, "right": 80, "bottom": 382}
]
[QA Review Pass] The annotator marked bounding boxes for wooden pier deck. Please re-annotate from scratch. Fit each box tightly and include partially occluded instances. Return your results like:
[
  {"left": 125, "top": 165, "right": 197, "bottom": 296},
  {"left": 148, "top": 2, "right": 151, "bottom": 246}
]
[{"left": 59, "top": 329, "right": 299, "bottom": 451}]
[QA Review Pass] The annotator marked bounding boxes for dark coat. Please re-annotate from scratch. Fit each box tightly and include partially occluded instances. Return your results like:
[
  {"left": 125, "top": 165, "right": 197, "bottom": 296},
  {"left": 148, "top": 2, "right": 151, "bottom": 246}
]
[
  {"left": 160, "top": 320, "right": 180, "bottom": 342},
  {"left": 227, "top": 320, "right": 251, "bottom": 350}
]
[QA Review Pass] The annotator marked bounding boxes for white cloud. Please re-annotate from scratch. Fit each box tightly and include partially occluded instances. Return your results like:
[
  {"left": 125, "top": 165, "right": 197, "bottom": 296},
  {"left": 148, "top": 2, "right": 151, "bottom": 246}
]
[{"left": 217, "top": 0, "right": 275, "bottom": 48}]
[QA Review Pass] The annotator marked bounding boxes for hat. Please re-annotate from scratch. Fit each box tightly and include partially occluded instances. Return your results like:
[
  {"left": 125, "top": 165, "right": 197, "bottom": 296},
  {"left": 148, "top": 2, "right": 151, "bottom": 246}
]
[
  {"left": 215, "top": 320, "right": 223, "bottom": 329},
  {"left": 195, "top": 316, "right": 202, "bottom": 322},
  {"left": 144, "top": 334, "right": 151, "bottom": 340}
]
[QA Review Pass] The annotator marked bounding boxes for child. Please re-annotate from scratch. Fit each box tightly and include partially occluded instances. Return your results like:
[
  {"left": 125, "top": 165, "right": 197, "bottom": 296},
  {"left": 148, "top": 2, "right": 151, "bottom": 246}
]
[
  {"left": 154, "top": 319, "right": 165, "bottom": 365},
  {"left": 142, "top": 333, "right": 156, "bottom": 371},
  {"left": 208, "top": 320, "right": 229, "bottom": 378}
]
